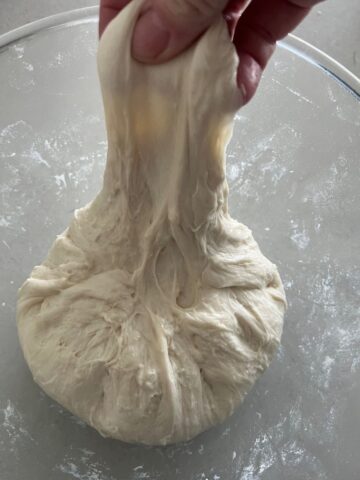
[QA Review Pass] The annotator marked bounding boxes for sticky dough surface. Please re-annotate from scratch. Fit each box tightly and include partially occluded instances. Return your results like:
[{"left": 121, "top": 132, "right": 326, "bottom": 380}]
[{"left": 17, "top": 0, "right": 286, "bottom": 445}]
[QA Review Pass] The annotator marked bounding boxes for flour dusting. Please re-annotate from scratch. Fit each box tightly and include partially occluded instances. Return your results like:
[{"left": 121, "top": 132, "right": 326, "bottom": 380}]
[
  {"left": 1, "top": 400, "right": 35, "bottom": 455},
  {"left": 56, "top": 448, "right": 115, "bottom": 480}
]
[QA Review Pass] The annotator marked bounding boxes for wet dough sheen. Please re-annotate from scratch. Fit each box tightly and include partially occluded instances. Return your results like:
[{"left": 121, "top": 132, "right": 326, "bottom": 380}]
[{"left": 17, "top": 0, "right": 286, "bottom": 445}]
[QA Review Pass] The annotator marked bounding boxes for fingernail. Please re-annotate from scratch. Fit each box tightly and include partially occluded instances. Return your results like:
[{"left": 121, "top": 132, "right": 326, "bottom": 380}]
[
  {"left": 236, "top": 53, "right": 262, "bottom": 104},
  {"left": 239, "top": 83, "right": 247, "bottom": 102},
  {"left": 132, "top": 9, "right": 171, "bottom": 61}
]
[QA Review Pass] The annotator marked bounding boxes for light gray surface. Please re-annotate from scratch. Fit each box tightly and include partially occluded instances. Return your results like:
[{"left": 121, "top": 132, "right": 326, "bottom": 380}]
[
  {"left": 0, "top": 0, "right": 360, "bottom": 77},
  {"left": 0, "top": 11, "right": 360, "bottom": 480}
]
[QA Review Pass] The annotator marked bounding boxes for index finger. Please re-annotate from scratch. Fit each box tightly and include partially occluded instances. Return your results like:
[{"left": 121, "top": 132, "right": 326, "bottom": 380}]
[
  {"left": 99, "top": 0, "right": 132, "bottom": 37},
  {"left": 234, "top": 0, "right": 324, "bottom": 101}
]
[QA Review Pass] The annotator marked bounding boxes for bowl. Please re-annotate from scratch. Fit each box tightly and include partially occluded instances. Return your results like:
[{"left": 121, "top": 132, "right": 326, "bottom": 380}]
[{"left": 0, "top": 8, "right": 359, "bottom": 480}]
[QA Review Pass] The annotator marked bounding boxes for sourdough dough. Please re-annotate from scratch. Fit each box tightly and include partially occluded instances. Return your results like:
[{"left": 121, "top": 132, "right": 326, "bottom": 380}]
[{"left": 17, "top": 0, "right": 286, "bottom": 445}]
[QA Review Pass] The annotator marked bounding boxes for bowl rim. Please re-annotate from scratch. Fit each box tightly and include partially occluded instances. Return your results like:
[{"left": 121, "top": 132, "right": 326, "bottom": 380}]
[{"left": 0, "top": 5, "right": 359, "bottom": 98}]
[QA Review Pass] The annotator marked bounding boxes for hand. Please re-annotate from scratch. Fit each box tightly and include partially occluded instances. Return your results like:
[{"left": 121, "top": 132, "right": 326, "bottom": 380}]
[{"left": 100, "top": 0, "right": 324, "bottom": 103}]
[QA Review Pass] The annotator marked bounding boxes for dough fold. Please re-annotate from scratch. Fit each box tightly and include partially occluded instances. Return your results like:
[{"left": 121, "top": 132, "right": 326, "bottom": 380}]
[{"left": 17, "top": 0, "right": 286, "bottom": 445}]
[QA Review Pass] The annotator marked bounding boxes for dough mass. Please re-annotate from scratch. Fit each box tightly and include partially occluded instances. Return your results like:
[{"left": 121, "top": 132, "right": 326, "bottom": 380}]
[{"left": 17, "top": 0, "right": 286, "bottom": 445}]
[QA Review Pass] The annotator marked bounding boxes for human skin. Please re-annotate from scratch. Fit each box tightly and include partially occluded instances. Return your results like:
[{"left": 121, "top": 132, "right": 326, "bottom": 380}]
[{"left": 99, "top": 0, "right": 325, "bottom": 103}]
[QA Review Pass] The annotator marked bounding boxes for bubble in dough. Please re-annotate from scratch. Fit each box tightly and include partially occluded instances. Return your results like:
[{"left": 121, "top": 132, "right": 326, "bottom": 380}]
[{"left": 17, "top": 0, "right": 286, "bottom": 446}]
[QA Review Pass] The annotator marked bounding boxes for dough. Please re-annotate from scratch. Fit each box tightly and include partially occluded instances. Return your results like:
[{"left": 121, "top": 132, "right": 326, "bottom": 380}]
[{"left": 17, "top": 0, "right": 286, "bottom": 445}]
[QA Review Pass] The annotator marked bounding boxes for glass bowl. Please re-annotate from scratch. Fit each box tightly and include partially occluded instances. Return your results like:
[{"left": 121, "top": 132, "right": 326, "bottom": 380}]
[{"left": 0, "top": 8, "right": 359, "bottom": 480}]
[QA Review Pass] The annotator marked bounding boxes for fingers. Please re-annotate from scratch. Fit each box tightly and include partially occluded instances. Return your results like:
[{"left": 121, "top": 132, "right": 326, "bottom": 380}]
[
  {"left": 99, "top": 0, "right": 323, "bottom": 105},
  {"left": 99, "top": 0, "right": 132, "bottom": 37},
  {"left": 223, "top": 0, "right": 252, "bottom": 38},
  {"left": 234, "top": 0, "right": 323, "bottom": 102},
  {"left": 131, "top": 0, "right": 249, "bottom": 62}
]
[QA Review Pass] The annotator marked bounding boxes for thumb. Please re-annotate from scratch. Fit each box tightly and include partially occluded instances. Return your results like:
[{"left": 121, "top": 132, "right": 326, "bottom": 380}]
[{"left": 132, "top": 0, "right": 229, "bottom": 63}]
